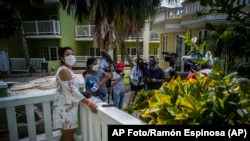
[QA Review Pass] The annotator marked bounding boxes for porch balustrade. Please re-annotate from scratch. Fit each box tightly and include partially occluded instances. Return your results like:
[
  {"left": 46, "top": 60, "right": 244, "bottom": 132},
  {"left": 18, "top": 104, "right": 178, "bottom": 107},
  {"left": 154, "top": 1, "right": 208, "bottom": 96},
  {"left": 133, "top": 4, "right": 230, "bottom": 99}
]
[
  {"left": 75, "top": 25, "right": 159, "bottom": 41},
  {"left": 9, "top": 58, "right": 46, "bottom": 72},
  {"left": 73, "top": 55, "right": 159, "bottom": 69},
  {"left": 0, "top": 91, "right": 145, "bottom": 141},
  {"left": 22, "top": 20, "right": 60, "bottom": 35},
  {"left": 154, "top": 0, "right": 250, "bottom": 23}
]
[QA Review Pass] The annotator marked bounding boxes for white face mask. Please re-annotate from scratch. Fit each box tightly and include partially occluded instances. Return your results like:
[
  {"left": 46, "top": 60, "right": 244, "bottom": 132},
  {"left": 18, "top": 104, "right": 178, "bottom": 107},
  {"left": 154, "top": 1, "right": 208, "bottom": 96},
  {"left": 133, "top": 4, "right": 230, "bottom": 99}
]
[
  {"left": 92, "top": 64, "right": 99, "bottom": 71},
  {"left": 64, "top": 55, "right": 76, "bottom": 66}
]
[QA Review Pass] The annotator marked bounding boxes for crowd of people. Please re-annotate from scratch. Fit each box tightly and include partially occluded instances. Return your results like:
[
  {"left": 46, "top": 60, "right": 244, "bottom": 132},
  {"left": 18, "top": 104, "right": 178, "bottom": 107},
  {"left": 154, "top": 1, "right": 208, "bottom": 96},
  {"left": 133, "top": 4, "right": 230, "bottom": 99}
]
[{"left": 52, "top": 46, "right": 180, "bottom": 140}]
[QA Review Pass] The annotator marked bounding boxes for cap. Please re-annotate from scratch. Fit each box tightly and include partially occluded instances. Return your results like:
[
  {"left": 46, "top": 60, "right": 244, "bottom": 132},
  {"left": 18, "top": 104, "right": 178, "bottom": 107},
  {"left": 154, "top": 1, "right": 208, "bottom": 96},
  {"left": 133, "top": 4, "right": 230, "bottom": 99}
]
[{"left": 117, "top": 62, "right": 124, "bottom": 71}]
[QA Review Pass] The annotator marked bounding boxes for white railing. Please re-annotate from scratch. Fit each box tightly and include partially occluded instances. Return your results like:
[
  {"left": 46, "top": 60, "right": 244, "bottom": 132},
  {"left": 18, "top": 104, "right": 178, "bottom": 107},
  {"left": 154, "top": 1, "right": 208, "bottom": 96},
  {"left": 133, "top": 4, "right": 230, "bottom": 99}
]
[
  {"left": 9, "top": 58, "right": 46, "bottom": 72},
  {"left": 161, "top": 0, "right": 184, "bottom": 8},
  {"left": 155, "top": 0, "right": 250, "bottom": 23},
  {"left": 73, "top": 55, "right": 160, "bottom": 68},
  {"left": 182, "top": 0, "right": 208, "bottom": 16},
  {"left": 154, "top": 7, "right": 183, "bottom": 23},
  {"left": 182, "top": 0, "right": 250, "bottom": 16},
  {"left": 150, "top": 31, "right": 160, "bottom": 41},
  {"left": 75, "top": 25, "right": 143, "bottom": 40},
  {"left": 73, "top": 56, "right": 101, "bottom": 68},
  {"left": 22, "top": 20, "right": 60, "bottom": 35},
  {"left": 0, "top": 92, "right": 145, "bottom": 141},
  {"left": 75, "top": 25, "right": 95, "bottom": 37}
]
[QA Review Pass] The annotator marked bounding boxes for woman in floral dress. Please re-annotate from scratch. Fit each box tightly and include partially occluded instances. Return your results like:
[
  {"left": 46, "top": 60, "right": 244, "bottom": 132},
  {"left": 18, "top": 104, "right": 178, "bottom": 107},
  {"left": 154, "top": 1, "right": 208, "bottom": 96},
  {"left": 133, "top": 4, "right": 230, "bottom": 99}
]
[{"left": 52, "top": 46, "right": 98, "bottom": 141}]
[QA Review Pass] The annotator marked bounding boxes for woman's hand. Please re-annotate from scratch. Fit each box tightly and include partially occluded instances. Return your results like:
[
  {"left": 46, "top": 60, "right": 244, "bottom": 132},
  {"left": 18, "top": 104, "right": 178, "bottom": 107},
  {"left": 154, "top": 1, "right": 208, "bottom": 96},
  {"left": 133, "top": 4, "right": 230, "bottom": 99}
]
[
  {"left": 86, "top": 101, "right": 98, "bottom": 113},
  {"left": 105, "top": 72, "right": 112, "bottom": 80}
]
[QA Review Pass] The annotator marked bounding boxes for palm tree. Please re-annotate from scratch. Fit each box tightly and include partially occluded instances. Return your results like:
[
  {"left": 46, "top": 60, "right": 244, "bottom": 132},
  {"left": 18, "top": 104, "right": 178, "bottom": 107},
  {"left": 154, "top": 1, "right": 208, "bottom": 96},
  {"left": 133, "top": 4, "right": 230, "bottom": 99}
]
[
  {"left": 59, "top": 0, "right": 161, "bottom": 66},
  {"left": 0, "top": 0, "right": 40, "bottom": 72}
]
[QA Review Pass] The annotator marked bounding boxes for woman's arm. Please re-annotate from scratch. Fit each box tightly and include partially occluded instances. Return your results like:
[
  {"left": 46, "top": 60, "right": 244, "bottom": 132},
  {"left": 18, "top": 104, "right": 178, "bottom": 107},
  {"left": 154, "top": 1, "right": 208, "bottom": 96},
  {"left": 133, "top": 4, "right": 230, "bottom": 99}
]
[
  {"left": 98, "top": 71, "right": 112, "bottom": 89},
  {"left": 130, "top": 66, "right": 135, "bottom": 80},
  {"left": 58, "top": 68, "right": 85, "bottom": 101},
  {"left": 59, "top": 68, "right": 98, "bottom": 113},
  {"left": 111, "top": 72, "right": 122, "bottom": 86},
  {"left": 80, "top": 98, "right": 98, "bottom": 113}
]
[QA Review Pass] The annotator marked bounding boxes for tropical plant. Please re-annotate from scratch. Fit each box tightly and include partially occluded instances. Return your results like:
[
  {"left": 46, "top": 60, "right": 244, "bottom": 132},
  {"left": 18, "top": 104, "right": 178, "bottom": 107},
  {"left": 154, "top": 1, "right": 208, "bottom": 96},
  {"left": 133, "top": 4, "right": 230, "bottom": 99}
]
[
  {"left": 206, "top": 25, "right": 250, "bottom": 75},
  {"left": 124, "top": 58, "right": 250, "bottom": 125},
  {"left": 179, "top": 31, "right": 209, "bottom": 68},
  {"left": 0, "top": 0, "right": 44, "bottom": 72},
  {"left": 59, "top": 0, "right": 161, "bottom": 66}
]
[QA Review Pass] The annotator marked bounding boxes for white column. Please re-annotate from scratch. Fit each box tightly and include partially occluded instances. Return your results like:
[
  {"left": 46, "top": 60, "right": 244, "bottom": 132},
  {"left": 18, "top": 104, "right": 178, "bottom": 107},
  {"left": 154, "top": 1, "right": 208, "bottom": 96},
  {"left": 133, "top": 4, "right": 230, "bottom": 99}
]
[{"left": 143, "top": 20, "right": 150, "bottom": 61}]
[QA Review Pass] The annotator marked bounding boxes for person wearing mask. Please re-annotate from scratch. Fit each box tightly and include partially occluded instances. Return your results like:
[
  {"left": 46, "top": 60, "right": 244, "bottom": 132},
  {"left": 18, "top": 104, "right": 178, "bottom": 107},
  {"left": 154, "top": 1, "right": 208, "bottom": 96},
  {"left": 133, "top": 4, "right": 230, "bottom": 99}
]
[
  {"left": 183, "top": 47, "right": 202, "bottom": 73},
  {"left": 52, "top": 47, "right": 98, "bottom": 141},
  {"left": 146, "top": 57, "right": 166, "bottom": 90},
  {"left": 83, "top": 57, "right": 112, "bottom": 102},
  {"left": 185, "top": 51, "right": 214, "bottom": 80},
  {"left": 111, "top": 62, "right": 125, "bottom": 110},
  {"left": 164, "top": 66, "right": 178, "bottom": 82},
  {"left": 128, "top": 58, "right": 145, "bottom": 104},
  {"left": 99, "top": 50, "right": 115, "bottom": 101},
  {"left": 99, "top": 50, "right": 114, "bottom": 72}
]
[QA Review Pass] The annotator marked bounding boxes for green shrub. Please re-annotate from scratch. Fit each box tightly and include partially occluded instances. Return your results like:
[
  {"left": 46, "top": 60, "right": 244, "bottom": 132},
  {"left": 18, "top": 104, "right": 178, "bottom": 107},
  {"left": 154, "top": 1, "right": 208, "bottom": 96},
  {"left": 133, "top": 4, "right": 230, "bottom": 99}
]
[{"left": 124, "top": 59, "right": 250, "bottom": 125}]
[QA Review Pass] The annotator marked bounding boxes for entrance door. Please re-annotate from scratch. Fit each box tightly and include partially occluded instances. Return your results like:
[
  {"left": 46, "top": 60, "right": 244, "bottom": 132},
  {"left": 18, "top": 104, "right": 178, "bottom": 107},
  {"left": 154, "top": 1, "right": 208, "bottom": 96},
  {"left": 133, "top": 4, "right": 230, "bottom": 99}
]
[{"left": 175, "top": 34, "right": 191, "bottom": 72}]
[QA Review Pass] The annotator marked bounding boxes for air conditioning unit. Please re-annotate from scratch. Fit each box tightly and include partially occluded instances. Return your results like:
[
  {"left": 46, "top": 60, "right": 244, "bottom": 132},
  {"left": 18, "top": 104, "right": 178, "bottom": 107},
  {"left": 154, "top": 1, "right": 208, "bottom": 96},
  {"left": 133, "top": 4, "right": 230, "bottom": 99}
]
[{"left": 0, "top": 51, "right": 10, "bottom": 73}]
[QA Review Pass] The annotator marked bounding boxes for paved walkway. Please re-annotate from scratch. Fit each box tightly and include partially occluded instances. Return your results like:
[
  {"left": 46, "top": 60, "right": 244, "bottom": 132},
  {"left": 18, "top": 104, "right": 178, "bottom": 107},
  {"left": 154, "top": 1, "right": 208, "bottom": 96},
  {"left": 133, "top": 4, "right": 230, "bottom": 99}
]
[{"left": 1, "top": 74, "right": 131, "bottom": 110}]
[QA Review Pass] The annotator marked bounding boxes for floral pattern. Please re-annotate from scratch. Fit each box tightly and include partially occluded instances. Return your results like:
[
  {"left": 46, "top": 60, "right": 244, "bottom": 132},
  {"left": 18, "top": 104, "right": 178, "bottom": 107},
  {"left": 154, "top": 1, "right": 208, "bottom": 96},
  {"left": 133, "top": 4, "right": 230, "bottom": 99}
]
[{"left": 52, "top": 66, "right": 84, "bottom": 129}]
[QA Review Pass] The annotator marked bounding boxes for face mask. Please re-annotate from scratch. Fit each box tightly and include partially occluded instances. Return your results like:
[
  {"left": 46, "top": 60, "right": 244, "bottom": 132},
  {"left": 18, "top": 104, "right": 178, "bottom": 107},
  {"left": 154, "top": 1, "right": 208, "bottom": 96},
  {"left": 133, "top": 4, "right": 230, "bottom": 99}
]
[
  {"left": 92, "top": 64, "right": 99, "bottom": 71},
  {"left": 64, "top": 55, "right": 76, "bottom": 66}
]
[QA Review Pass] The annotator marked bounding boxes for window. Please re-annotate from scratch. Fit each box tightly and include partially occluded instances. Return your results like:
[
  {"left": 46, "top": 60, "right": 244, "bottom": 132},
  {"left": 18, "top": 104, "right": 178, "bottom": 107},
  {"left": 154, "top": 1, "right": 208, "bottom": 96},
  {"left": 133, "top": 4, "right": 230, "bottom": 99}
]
[
  {"left": 175, "top": 35, "right": 184, "bottom": 71},
  {"left": 198, "top": 30, "right": 207, "bottom": 43},
  {"left": 198, "top": 30, "right": 208, "bottom": 53},
  {"left": 90, "top": 48, "right": 100, "bottom": 56},
  {"left": 43, "top": 47, "right": 58, "bottom": 61},
  {"left": 153, "top": 48, "right": 158, "bottom": 55},
  {"left": 175, "top": 35, "right": 183, "bottom": 55},
  {"left": 127, "top": 47, "right": 137, "bottom": 55},
  {"left": 162, "top": 35, "right": 167, "bottom": 53}
]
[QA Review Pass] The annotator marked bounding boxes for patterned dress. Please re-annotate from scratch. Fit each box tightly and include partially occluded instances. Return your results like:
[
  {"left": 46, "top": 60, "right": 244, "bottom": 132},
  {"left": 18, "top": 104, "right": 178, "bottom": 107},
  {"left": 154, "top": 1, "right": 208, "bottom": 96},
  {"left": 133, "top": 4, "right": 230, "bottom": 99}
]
[{"left": 52, "top": 66, "right": 85, "bottom": 129}]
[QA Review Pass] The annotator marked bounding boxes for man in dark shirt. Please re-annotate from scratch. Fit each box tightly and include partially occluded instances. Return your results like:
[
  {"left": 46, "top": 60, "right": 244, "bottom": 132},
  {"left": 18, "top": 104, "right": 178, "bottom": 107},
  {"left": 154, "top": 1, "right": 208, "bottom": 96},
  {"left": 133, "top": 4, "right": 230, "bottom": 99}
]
[{"left": 146, "top": 57, "right": 166, "bottom": 90}]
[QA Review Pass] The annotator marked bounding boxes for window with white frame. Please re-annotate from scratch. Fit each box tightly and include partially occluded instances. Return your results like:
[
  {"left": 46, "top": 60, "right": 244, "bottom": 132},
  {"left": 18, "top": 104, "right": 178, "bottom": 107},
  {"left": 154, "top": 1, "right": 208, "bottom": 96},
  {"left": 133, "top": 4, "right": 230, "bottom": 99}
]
[
  {"left": 90, "top": 48, "right": 100, "bottom": 56},
  {"left": 127, "top": 47, "right": 138, "bottom": 55},
  {"left": 151, "top": 47, "right": 157, "bottom": 59},
  {"left": 175, "top": 35, "right": 184, "bottom": 71},
  {"left": 162, "top": 35, "right": 167, "bottom": 53},
  {"left": 198, "top": 30, "right": 207, "bottom": 43},
  {"left": 153, "top": 48, "right": 158, "bottom": 55},
  {"left": 43, "top": 47, "right": 58, "bottom": 61},
  {"left": 175, "top": 35, "right": 183, "bottom": 55}
]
